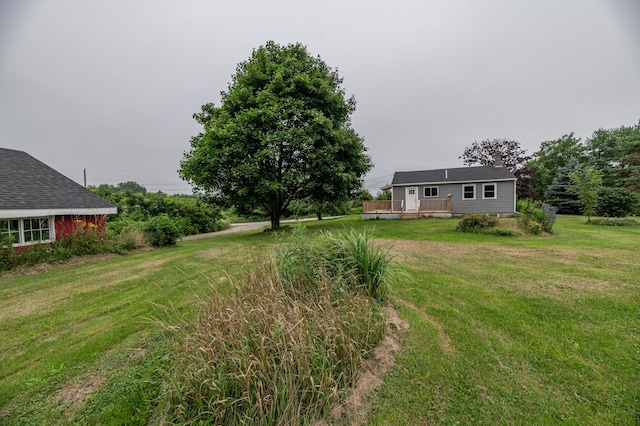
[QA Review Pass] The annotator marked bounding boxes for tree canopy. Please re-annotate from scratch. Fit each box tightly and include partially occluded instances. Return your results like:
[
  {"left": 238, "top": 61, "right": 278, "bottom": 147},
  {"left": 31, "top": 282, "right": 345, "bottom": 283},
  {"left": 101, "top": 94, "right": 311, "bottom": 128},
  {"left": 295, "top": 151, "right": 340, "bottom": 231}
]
[
  {"left": 180, "top": 41, "right": 371, "bottom": 228},
  {"left": 524, "top": 119, "right": 640, "bottom": 216},
  {"left": 527, "top": 133, "right": 587, "bottom": 198},
  {"left": 460, "top": 138, "right": 533, "bottom": 198}
]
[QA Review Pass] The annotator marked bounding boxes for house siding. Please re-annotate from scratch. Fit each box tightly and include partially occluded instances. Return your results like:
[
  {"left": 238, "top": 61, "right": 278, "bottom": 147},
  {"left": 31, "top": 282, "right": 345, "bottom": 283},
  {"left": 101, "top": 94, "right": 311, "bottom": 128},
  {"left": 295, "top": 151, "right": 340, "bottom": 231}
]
[
  {"left": 392, "top": 181, "right": 515, "bottom": 215},
  {"left": 392, "top": 186, "right": 405, "bottom": 203},
  {"left": 450, "top": 181, "right": 515, "bottom": 214}
]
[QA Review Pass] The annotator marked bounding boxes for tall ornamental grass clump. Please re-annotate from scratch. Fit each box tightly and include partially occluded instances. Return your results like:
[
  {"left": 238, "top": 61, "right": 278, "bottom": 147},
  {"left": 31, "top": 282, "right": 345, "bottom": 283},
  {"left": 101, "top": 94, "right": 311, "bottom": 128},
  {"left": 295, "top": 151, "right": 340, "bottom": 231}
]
[
  {"left": 164, "top": 229, "right": 398, "bottom": 425},
  {"left": 277, "top": 227, "right": 398, "bottom": 301}
]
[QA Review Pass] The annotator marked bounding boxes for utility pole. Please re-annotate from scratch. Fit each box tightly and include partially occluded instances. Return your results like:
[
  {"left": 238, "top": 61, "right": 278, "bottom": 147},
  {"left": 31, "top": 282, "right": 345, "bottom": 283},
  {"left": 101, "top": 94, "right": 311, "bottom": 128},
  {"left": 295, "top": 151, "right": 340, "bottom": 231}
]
[{"left": 84, "top": 168, "right": 87, "bottom": 188}]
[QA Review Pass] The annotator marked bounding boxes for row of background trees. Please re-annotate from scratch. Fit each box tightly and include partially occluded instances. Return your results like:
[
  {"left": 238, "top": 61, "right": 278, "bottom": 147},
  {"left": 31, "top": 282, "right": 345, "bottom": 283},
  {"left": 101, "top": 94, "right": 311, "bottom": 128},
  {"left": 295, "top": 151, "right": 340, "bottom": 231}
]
[
  {"left": 90, "top": 182, "right": 227, "bottom": 238},
  {"left": 97, "top": 39, "right": 638, "bottom": 228},
  {"left": 461, "top": 119, "right": 640, "bottom": 217}
]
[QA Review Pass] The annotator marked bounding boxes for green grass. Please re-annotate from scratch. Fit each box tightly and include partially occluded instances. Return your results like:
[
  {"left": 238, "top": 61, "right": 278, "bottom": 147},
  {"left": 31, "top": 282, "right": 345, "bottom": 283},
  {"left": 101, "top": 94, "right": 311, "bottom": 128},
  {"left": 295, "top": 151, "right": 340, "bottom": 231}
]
[{"left": 1, "top": 215, "right": 639, "bottom": 424}]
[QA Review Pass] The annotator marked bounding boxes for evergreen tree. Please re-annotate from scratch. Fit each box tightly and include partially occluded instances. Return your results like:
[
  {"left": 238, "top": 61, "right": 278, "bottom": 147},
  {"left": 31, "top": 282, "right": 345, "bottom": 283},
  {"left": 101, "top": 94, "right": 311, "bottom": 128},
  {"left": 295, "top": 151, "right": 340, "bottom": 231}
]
[{"left": 545, "top": 157, "right": 583, "bottom": 214}]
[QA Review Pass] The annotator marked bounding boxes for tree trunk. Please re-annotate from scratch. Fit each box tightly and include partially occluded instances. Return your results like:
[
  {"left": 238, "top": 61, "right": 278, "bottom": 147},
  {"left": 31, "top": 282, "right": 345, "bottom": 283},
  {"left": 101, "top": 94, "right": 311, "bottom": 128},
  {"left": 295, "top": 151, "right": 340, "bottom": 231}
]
[
  {"left": 316, "top": 212, "right": 323, "bottom": 220},
  {"left": 270, "top": 208, "right": 281, "bottom": 229}
]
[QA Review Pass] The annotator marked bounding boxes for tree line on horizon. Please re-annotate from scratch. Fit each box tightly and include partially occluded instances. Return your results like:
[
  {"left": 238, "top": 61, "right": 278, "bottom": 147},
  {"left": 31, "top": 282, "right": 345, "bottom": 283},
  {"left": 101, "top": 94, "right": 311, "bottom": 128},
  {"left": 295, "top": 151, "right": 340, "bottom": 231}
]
[
  {"left": 94, "top": 41, "right": 638, "bottom": 226},
  {"left": 460, "top": 119, "right": 640, "bottom": 218}
]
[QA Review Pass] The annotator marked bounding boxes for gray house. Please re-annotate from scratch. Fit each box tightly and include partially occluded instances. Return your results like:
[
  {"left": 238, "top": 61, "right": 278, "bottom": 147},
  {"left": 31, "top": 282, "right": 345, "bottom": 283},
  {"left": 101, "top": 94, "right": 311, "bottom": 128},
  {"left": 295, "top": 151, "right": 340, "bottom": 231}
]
[{"left": 362, "top": 165, "right": 516, "bottom": 219}]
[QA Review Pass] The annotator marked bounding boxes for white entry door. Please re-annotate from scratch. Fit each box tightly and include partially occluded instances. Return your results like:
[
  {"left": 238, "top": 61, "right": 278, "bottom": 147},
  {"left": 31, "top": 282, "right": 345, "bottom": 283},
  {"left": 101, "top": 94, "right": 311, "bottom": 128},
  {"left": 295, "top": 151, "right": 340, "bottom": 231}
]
[{"left": 405, "top": 187, "right": 418, "bottom": 211}]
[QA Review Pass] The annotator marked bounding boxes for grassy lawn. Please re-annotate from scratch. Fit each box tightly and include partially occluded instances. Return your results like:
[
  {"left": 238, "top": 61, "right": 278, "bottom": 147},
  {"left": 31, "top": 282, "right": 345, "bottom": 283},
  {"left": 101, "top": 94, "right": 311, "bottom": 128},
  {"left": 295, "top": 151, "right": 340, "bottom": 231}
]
[{"left": 1, "top": 215, "right": 639, "bottom": 424}]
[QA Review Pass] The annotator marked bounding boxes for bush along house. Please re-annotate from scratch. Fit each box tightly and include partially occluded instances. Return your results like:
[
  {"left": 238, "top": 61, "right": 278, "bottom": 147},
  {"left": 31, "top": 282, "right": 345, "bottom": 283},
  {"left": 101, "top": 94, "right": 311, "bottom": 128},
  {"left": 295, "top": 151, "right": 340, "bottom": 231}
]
[
  {"left": 363, "top": 164, "right": 517, "bottom": 219},
  {"left": 0, "top": 148, "right": 117, "bottom": 251}
]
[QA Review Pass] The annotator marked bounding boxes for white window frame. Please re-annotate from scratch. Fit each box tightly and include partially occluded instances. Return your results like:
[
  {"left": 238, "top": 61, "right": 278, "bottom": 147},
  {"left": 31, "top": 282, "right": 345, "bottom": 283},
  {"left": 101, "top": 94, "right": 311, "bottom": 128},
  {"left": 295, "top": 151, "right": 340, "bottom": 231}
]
[
  {"left": 423, "top": 186, "right": 439, "bottom": 198},
  {"left": 482, "top": 183, "right": 497, "bottom": 200},
  {"left": 0, "top": 217, "right": 56, "bottom": 247},
  {"left": 462, "top": 184, "right": 476, "bottom": 200}
]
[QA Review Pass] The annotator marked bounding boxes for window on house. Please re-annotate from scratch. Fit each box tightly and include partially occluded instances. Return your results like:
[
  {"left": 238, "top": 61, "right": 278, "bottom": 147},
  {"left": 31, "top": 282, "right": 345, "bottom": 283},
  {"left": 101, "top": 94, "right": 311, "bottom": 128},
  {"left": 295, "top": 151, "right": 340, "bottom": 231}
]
[
  {"left": 0, "top": 217, "right": 53, "bottom": 245},
  {"left": 424, "top": 186, "right": 438, "bottom": 197},
  {"left": 0, "top": 219, "right": 20, "bottom": 244},
  {"left": 462, "top": 184, "right": 475, "bottom": 200},
  {"left": 483, "top": 183, "right": 497, "bottom": 199}
]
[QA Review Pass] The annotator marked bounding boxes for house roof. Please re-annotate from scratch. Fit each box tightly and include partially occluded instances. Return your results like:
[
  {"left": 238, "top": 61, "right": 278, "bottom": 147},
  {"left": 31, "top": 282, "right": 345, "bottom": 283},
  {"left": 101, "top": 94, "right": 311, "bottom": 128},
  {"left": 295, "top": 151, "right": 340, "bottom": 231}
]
[
  {"left": 0, "top": 148, "right": 116, "bottom": 217},
  {"left": 391, "top": 165, "right": 516, "bottom": 186}
]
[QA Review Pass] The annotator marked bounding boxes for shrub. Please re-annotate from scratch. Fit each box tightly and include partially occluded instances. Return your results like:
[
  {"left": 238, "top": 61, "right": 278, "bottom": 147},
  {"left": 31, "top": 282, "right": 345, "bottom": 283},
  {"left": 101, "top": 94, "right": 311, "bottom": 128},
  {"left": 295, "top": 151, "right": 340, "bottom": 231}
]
[
  {"left": 540, "top": 203, "right": 558, "bottom": 233},
  {"left": 144, "top": 215, "right": 181, "bottom": 247},
  {"left": 517, "top": 199, "right": 557, "bottom": 234},
  {"left": 456, "top": 214, "right": 499, "bottom": 233},
  {"left": 57, "top": 221, "right": 105, "bottom": 255},
  {"left": 595, "top": 187, "right": 638, "bottom": 218},
  {"left": 107, "top": 222, "right": 148, "bottom": 252},
  {"left": 1, "top": 220, "right": 145, "bottom": 273},
  {"left": 0, "top": 235, "right": 16, "bottom": 271},
  {"left": 488, "top": 228, "right": 516, "bottom": 236}
]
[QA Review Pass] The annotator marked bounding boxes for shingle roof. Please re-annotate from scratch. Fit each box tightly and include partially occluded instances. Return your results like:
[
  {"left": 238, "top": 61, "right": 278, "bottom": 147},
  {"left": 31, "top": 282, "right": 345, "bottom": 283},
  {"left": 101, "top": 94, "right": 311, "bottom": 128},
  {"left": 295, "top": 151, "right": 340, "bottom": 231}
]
[
  {"left": 0, "top": 148, "right": 115, "bottom": 211},
  {"left": 392, "top": 165, "right": 516, "bottom": 185}
]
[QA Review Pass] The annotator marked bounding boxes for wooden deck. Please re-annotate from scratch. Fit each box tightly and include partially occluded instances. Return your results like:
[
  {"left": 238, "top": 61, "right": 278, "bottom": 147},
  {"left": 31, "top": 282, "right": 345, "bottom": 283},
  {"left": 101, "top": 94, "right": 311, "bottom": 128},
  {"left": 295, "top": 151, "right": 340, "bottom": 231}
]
[{"left": 362, "top": 199, "right": 451, "bottom": 219}]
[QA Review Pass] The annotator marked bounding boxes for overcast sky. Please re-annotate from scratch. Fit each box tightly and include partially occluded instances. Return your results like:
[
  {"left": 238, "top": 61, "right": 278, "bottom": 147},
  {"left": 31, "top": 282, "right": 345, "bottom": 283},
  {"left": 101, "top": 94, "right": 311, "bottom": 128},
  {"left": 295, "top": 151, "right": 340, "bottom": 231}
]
[{"left": 1, "top": 0, "right": 639, "bottom": 194}]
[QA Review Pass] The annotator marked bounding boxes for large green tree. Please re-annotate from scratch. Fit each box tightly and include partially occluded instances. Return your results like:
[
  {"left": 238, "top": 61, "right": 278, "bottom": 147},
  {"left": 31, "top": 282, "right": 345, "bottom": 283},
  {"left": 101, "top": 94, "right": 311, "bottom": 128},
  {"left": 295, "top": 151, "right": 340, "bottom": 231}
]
[
  {"left": 527, "top": 133, "right": 587, "bottom": 199},
  {"left": 585, "top": 121, "right": 640, "bottom": 189},
  {"left": 180, "top": 42, "right": 371, "bottom": 228}
]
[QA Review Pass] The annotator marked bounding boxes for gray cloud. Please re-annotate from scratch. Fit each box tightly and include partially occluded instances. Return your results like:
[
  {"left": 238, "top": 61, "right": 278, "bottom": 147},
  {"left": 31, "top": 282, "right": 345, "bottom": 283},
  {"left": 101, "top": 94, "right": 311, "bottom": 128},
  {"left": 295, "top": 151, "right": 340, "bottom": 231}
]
[{"left": 1, "top": 0, "right": 638, "bottom": 194}]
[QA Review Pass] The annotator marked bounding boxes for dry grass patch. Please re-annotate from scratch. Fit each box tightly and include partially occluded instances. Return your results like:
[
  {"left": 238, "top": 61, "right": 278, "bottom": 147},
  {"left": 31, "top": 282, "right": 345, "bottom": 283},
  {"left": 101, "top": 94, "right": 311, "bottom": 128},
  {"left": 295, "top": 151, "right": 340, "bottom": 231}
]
[
  {"left": 56, "top": 375, "right": 105, "bottom": 411},
  {"left": 394, "top": 299, "right": 454, "bottom": 355}
]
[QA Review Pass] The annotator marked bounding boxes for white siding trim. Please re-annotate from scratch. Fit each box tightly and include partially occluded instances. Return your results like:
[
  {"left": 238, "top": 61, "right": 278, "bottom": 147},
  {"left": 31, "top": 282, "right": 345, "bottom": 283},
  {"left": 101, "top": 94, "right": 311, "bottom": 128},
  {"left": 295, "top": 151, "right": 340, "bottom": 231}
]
[
  {"left": 0, "top": 207, "right": 117, "bottom": 219},
  {"left": 462, "top": 184, "right": 476, "bottom": 200},
  {"left": 2, "top": 216, "right": 57, "bottom": 247},
  {"left": 482, "top": 183, "right": 497, "bottom": 199}
]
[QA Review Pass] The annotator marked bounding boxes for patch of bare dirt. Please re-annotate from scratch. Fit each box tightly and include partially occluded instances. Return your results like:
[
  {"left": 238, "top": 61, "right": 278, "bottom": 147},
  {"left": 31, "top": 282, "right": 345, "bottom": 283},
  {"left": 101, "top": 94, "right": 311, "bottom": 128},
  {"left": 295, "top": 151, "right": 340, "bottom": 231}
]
[
  {"left": 56, "top": 375, "right": 104, "bottom": 412},
  {"left": 316, "top": 305, "right": 409, "bottom": 426}
]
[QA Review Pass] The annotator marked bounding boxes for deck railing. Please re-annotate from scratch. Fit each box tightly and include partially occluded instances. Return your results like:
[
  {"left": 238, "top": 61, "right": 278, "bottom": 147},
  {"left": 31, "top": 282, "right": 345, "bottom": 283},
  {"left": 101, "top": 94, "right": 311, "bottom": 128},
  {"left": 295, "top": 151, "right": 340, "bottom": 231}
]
[
  {"left": 363, "top": 198, "right": 450, "bottom": 214},
  {"left": 419, "top": 198, "right": 450, "bottom": 212}
]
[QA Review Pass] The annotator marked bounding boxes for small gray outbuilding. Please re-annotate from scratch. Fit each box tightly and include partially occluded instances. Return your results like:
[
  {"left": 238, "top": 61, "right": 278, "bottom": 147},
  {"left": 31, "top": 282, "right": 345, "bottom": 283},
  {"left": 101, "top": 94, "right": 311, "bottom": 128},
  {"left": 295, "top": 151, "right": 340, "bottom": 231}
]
[{"left": 363, "top": 165, "right": 517, "bottom": 219}]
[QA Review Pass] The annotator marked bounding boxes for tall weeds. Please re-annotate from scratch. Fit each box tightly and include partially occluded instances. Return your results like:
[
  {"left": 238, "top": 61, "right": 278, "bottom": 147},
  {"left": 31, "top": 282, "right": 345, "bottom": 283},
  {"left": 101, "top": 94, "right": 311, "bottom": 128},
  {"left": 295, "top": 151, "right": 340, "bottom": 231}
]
[{"left": 164, "top": 228, "right": 399, "bottom": 424}]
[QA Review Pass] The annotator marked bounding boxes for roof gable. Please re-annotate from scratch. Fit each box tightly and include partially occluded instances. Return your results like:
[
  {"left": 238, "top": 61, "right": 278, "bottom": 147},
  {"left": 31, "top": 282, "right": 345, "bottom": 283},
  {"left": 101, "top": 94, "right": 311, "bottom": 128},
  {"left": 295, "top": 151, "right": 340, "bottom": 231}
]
[
  {"left": 391, "top": 165, "right": 516, "bottom": 185},
  {"left": 0, "top": 148, "right": 115, "bottom": 212}
]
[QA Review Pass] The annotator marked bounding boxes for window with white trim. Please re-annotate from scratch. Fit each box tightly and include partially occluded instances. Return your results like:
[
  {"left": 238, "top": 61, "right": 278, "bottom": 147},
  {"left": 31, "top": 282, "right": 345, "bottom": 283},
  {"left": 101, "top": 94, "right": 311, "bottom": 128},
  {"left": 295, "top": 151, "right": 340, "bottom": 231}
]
[
  {"left": 0, "top": 217, "right": 54, "bottom": 245},
  {"left": 462, "top": 184, "right": 475, "bottom": 200},
  {"left": 483, "top": 183, "right": 497, "bottom": 199},
  {"left": 0, "top": 219, "right": 20, "bottom": 244},
  {"left": 424, "top": 186, "right": 438, "bottom": 197}
]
